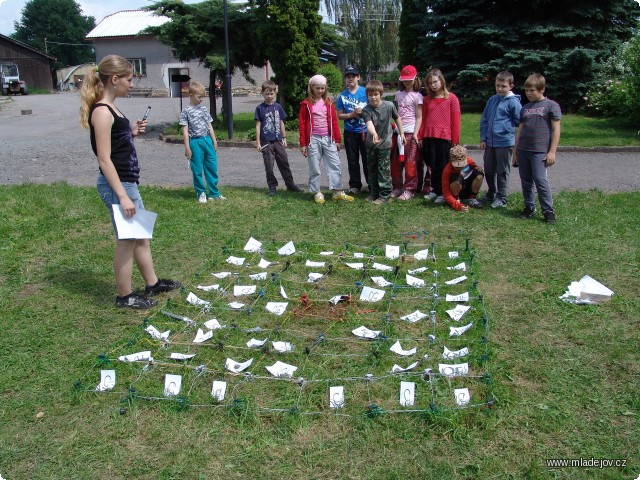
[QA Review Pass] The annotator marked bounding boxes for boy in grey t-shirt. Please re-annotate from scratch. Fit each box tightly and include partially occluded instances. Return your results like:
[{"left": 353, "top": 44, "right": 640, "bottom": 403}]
[{"left": 361, "top": 80, "right": 404, "bottom": 204}]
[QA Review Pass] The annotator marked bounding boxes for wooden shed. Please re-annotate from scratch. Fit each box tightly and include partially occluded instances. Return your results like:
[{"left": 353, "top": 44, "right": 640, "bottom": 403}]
[{"left": 0, "top": 33, "right": 56, "bottom": 91}]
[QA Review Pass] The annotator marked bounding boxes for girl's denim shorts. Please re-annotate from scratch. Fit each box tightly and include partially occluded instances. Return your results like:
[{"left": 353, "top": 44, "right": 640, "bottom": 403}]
[{"left": 97, "top": 174, "right": 145, "bottom": 239}]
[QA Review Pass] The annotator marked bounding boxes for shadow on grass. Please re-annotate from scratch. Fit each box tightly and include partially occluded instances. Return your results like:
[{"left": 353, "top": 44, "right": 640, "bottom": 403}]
[{"left": 45, "top": 266, "right": 114, "bottom": 304}]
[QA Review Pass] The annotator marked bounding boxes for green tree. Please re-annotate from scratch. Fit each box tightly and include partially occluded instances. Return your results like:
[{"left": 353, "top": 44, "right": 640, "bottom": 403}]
[
  {"left": 405, "top": 0, "right": 640, "bottom": 109},
  {"left": 324, "top": 0, "right": 401, "bottom": 79},
  {"left": 253, "top": 0, "right": 323, "bottom": 118},
  {"left": 13, "top": 0, "right": 95, "bottom": 69},
  {"left": 146, "top": 0, "right": 264, "bottom": 121}
]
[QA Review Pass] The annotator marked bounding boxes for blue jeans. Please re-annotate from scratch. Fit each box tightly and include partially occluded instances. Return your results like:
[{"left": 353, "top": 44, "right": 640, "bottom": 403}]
[
  {"left": 517, "top": 150, "right": 554, "bottom": 214},
  {"left": 189, "top": 136, "right": 220, "bottom": 198},
  {"left": 97, "top": 174, "right": 145, "bottom": 239}
]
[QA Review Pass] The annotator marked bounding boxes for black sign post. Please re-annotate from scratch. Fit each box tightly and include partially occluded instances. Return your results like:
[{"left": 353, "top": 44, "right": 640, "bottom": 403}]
[{"left": 171, "top": 74, "right": 191, "bottom": 111}]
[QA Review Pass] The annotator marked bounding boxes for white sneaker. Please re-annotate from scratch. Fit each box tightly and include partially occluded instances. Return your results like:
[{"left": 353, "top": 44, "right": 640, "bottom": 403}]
[
  {"left": 198, "top": 192, "right": 207, "bottom": 203},
  {"left": 434, "top": 195, "right": 445, "bottom": 205},
  {"left": 424, "top": 192, "right": 437, "bottom": 201}
]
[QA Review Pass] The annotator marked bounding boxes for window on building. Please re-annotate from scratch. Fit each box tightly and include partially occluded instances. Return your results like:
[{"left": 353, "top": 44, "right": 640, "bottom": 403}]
[{"left": 127, "top": 58, "right": 147, "bottom": 77}]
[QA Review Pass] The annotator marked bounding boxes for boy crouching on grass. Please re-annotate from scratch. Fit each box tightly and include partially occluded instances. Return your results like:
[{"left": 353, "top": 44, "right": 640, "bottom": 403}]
[
  {"left": 254, "top": 80, "right": 304, "bottom": 196},
  {"left": 442, "top": 145, "right": 484, "bottom": 212}
]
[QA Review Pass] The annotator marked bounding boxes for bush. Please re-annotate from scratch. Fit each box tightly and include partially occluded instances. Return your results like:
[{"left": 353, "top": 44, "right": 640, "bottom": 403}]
[{"left": 318, "top": 63, "right": 343, "bottom": 98}]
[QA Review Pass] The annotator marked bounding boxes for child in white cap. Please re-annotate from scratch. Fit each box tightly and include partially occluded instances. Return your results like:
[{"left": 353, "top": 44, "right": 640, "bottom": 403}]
[{"left": 298, "top": 74, "right": 353, "bottom": 204}]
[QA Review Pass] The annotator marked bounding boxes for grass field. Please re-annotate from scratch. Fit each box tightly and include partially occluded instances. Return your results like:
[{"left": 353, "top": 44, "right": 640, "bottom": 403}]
[{"left": 0, "top": 184, "right": 638, "bottom": 479}]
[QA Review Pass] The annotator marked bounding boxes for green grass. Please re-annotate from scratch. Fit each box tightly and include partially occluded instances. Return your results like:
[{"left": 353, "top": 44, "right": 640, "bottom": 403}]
[{"left": 0, "top": 183, "right": 638, "bottom": 479}]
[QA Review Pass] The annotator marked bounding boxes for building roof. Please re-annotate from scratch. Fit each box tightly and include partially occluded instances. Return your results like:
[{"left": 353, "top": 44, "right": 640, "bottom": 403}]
[
  {"left": 0, "top": 33, "right": 57, "bottom": 60},
  {"left": 86, "top": 10, "right": 169, "bottom": 39}
]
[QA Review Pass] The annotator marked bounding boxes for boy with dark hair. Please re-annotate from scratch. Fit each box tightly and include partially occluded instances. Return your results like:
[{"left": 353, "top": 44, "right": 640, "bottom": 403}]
[
  {"left": 480, "top": 70, "right": 521, "bottom": 208},
  {"left": 254, "top": 80, "right": 303, "bottom": 195},
  {"left": 361, "top": 80, "right": 404, "bottom": 205},
  {"left": 513, "top": 73, "right": 562, "bottom": 224}
]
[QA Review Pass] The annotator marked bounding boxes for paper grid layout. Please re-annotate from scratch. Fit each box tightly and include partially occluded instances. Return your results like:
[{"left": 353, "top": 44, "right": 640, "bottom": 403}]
[{"left": 82, "top": 238, "right": 494, "bottom": 416}]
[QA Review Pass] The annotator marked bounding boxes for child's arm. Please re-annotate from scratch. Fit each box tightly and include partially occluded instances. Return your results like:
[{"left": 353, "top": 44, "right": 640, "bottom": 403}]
[
  {"left": 512, "top": 127, "right": 521, "bottom": 167},
  {"left": 413, "top": 102, "right": 422, "bottom": 145},
  {"left": 365, "top": 120, "right": 380, "bottom": 144},
  {"left": 546, "top": 119, "right": 561, "bottom": 166},
  {"left": 255, "top": 120, "right": 262, "bottom": 152},
  {"left": 395, "top": 117, "right": 405, "bottom": 144},
  {"left": 208, "top": 123, "right": 218, "bottom": 151},
  {"left": 182, "top": 125, "right": 192, "bottom": 160},
  {"left": 280, "top": 119, "right": 288, "bottom": 147},
  {"left": 451, "top": 94, "right": 461, "bottom": 145}
]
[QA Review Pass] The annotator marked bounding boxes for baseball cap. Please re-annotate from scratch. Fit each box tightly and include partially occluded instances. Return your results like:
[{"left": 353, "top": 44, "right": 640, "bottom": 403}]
[
  {"left": 344, "top": 66, "right": 360, "bottom": 76},
  {"left": 399, "top": 65, "right": 418, "bottom": 81},
  {"left": 449, "top": 145, "right": 469, "bottom": 168}
]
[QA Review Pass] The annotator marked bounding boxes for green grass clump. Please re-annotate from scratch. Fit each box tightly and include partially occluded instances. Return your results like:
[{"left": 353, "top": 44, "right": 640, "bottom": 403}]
[{"left": 0, "top": 184, "right": 638, "bottom": 479}]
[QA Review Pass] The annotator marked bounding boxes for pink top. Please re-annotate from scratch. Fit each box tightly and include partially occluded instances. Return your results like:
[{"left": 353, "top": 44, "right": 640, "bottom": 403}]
[
  {"left": 312, "top": 99, "right": 329, "bottom": 136},
  {"left": 395, "top": 90, "right": 423, "bottom": 134},
  {"left": 418, "top": 93, "right": 461, "bottom": 144}
]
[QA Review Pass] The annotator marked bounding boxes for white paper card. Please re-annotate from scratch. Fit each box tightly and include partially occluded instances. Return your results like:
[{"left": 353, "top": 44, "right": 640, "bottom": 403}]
[
  {"left": 265, "top": 360, "right": 298, "bottom": 378},
  {"left": 212, "top": 271, "right": 232, "bottom": 278},
  {"left": 203, "top": 318, "right": 225, "bottom": 330},
  {"left": 228, "top": 302, "right": 245, "bottom": 309},
  {"left": 400, "top": 310, "right": 427, "bottom": 323},
  {"left": 446, "top": 292, "right": 470, "bottom": 302},
  {"left": 329, "top": 295, "right": 349, "bottom": 305},
  {"left": 360, "top": 286, "right": 385, "bottom": 302},
  {"left": 414, "top": 249, "right": 429, "bottom": 260},
  {"left": 408, "top": 267, "right": 428, "bottom": 274},
  {"left": 406, "top": 274, "right": 425, "bottom": 287},
  {"left": 390, "top": 340, "right": 417, "bottom": 356},
  {"left": 306, "top": 260, "right": 325, "bottom": 267},
  {"left": 448, "top": 251, "right": 459, "bottom": 259},
  {"left": 449, "top": 322, "right": 473, "bottom": 336},
  {"left": 233, "top": 285, "right": 256, "bottom": 296},
  {"left": 391, "top": 361, "right": 419, "bottom": 373},
  {"left": 186, "top": 292, "right": 210, "bottom": 307},
  {"left": 354, "top": 252, "right": 364, "bottom": 259},
  {"left": 372, "top": 262, "right": 393, "bottom": 272},
  {"left": 249, "top": 272, "right": 267, "bottom": 281},
  {"left": 247, "top": 338, "right": 268, "bottom": 348},
  {"left": 272, "top": 341, "right": 294, "bottom": 353},
  {"left": 164, "top": 374, "right": 182, "bottom": 396},
  {"left": 211, "top": 381, "right": 227, "bottom": 401},
  {"left": 145, "top": 324, "right": 170, "bottom": 341},
  {"left": 118, "top": 350, "right": 152, "bottom": 362},
  {"left": 445, "top": 275, "right": 468, "bottom": 285},
  {"left": 329, "top": 386, "right": 344, "bottom": 409},
  {"left": 345, "top": 262, "right": 364, "bottom": 270},
  {"left": 320, "top": 251, "right": 334, "bottom": 256},
  {"left": 308, "top": 272, "right": 323, "bottom": 282},
  {"left": 447, "top": 262, "right": 466, "bottom": 271},
  {"left": 454, "top": 387, "right": 471, "bottom": 406},
  {"left": 399, "top": 381, "right": 415, "bottom": 406},
  {"left": 170, "top": 353, "right": 196, "bottom": 360},
  {"left": 443, "top": 346, "right": 469, "bottom": 360},
  {"left": 96, "top": 369, "right": 116, "bottom": 392},
  {"left": 226, "top": 256, "right": 245, "bottom": 266},
  {"left": 265, "top": 302, "right": 288, "bottom": 315},
  {"left": 243, "top": 237, "right": 262, "bottom": 252},
  {"left": 352, "top": 326, "right": 381, "bottom": 339},
  {"left": 446, "top": 304, "right": 471, "bottom": 321},
  {"left": 278, "top": 241, "right": 295, "bottom": 256},
  {"left": 386, "top": 244, "right": 400, "bottom": 259},
  {"left": 197, "top": 284, "right": 221, "bottom": 292},
  {"left": 258, "top": 258, "right": 272, "bottom": 269},
  {"left": 111, "top": 205, "right": 157, "bottom": 240},
  {"left": 371, "top": 276, "right": 392, "bottom": 287},
  {"left": 225, "top": 357, "right": 253, "bottom": 373},
  {"left": 280, "top": 285, "right": 288, "bottom": 299},
  {"left": 439, "top": 362, "right": 469, "bottom": 377},
  {"left": 193, "top": 328, "right": 213, "bottom": 343}
]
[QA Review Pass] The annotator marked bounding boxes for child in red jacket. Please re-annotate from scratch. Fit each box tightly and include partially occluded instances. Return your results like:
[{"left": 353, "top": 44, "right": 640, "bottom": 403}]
[{"left": 442, "top": 145, "right": 484, "bottom": 211}]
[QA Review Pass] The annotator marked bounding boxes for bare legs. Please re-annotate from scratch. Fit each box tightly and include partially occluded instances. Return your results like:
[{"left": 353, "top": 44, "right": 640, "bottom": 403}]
[{"left": 114, "top": 239, "right": 159, "bottom": 297}]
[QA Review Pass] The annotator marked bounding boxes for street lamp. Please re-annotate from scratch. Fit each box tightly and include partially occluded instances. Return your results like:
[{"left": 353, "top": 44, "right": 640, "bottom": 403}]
[{"left": 223, "top": 0, "right": 233, "bottom": 139}]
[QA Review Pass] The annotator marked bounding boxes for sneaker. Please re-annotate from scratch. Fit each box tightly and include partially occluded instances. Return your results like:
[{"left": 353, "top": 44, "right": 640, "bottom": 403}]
[
  {"left": 372, "top": 197, "right": 391, "bottom": 205},
  {"left": 519, "top": 206, "right": 537, "bottom": 219},
  {"left": 115, "top": 293, "right": 158, "bottom": 310},
  {"left": 145, "top": 278, "right": 182, "bottom": 295},
  {"left": 398, "top": 190, "right": 414, "bottom": 201},
  {"left": 314, "top": 192, "right": 325, "bottom": 204},
  {"left": 465, "top": 198, "right": 483, "bottom": 209},
  {"left": 365, "top": 195, "right": 376, "bottom": 202},
  {"left": 434, "top": 195, "right": 445, "bottom": 205},
  {"left": 268, "top": 188, "right": 277, "bottom": 196},
  {"left": 390, "top": 189, "right": 403, "bottom": 198},
  {"left": 491, "top": 198, "right": 507, "bottom": 209},
  {"left": 287, "top": 185, "right": 304, "bottom": 193},
  {"left": 483, "top": 193, "right": 495, "bottom": 203},
  {"left": 198, "top": 192, "right": 207, "bottom": 203},
  {"left": 424, "top": 192, "right": 437, "bottom": 201},
  {"left": 543, "top": 211, "right": 557, "bottom": 224},
  {"left": 346, "top": 187, "right": 360, "bottom": 195},
  {"left": 332, "top": 191, "right": 354, "bottom": 202},
  {"left": 208, "top": 195, "right": 227, "bottom": 201}
]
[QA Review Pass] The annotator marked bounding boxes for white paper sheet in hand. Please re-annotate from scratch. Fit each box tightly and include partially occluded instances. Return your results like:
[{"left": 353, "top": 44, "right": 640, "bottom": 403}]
[
  {"left": 446, "top": 304, "right": 471, "bottom": 321},
  {"left": 265, "top": 360, "right": 298, "bottom": 378},
  {"left": 406, "top": 274, "right": 425, "bottom": 287},
  {"left": 234, "top": 285, "right": 256, "bottom": 296},
  {"left": 360, "top": 286, "right": 385, "bottom": 302},
  {"left": 186, "top": 292, "right": 211, "bottom": 307},
  {"left": 265, "top": 302, "right": 288, "bottom": 315},
  {"left": 445, "top": 275, "right": 467, "bottom": 285},
  {"left": 390, "top": 340, "right": 417, "bottom": 356},
  {"left": 96, "top": 369, "right": 116, "bottom": 392},
  {"left": 111, "top": 205, "right": 157, "bottom": 240},
  {"left": 226, "top": 256, "right": 245, "bottom": 266},
  {"left": 454, "top": 387, "right": 471, "bottom": 406},
  {"left": 243, "top": 237, "right": 262, "bottom": 252},
  {"left": 386, "top": 244, "right": 400, "bottom": 259},
  {"left": 400, "top": 310, "right": 427, "bottom": 323},
  {"left": 352, "top": 326, "right": 381, "bottom": 339},
  {"left": 399, "top": 381, "right": 415, "bottom": 406},
  {"left": 329, "top": 386, "right": 345, "bottom": 408},
  {"left": 225, "top": 357, "right": 253, "bottom": 373},
  {"left": 211, "top": 381, "right": 227, "bottom": 401},
  {"left": 278, "top": 241, "right": 295, "bottom": 256},
  {"left": 164, "top": 374, "right": 182, "bottom": 396}
]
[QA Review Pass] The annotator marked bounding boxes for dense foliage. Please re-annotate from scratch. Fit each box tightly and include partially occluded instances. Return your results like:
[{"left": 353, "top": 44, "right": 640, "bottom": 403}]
[{"left": 12, "top": 0, "right": 95, "bottom": 69}]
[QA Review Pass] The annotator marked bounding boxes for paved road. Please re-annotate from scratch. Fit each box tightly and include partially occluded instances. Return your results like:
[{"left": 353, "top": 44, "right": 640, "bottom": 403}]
[{"left": 0, "top": 93, "right": 638, "bottom": 192}]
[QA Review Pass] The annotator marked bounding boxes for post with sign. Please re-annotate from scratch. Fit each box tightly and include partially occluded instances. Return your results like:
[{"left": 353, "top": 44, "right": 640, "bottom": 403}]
[{"left": 171, "top": 74, "right": 191, "bottom": 111}]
